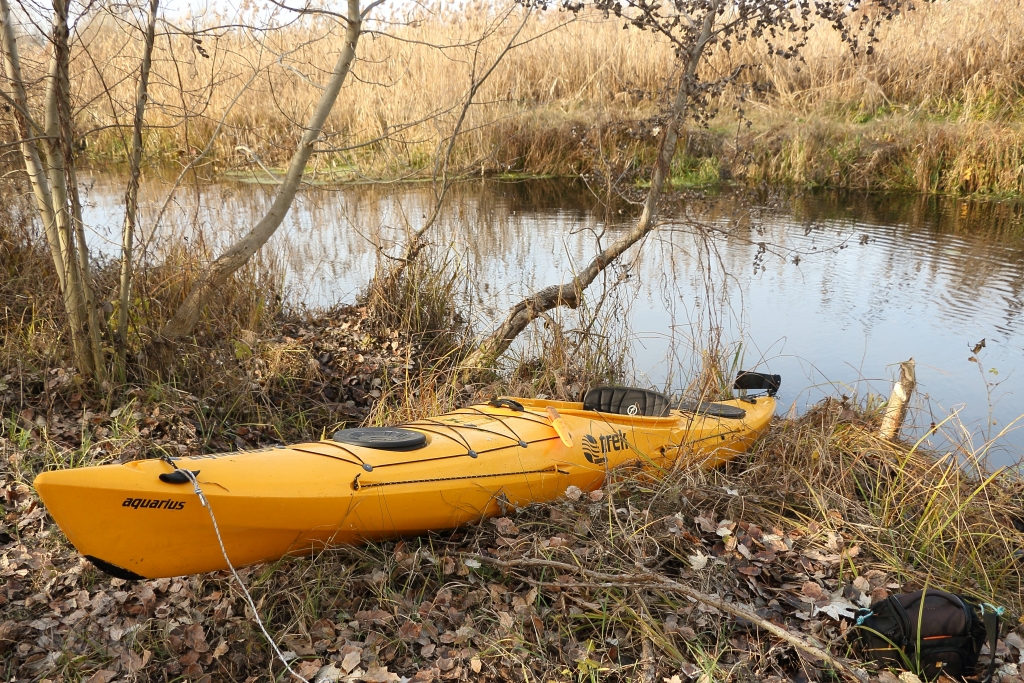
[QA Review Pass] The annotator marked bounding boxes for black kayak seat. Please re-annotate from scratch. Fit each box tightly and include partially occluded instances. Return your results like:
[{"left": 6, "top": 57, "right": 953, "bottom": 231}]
[
  {"left": 734, "top": 370, "right": 781, "bottom": 397},
  {"left": 332, "top": 427, "right": 427, "bottom": 450},
  {"left": 583, "top": 386, "right": 671, "bottom": 417},
  {"left": 679, "top": 401, "right": 747, "bottom": 420}
]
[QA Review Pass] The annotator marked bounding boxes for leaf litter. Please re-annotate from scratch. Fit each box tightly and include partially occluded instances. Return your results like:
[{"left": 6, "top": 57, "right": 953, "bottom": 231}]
[{"left": 2, "top": 395, "right": 1023, "bottom": 682}]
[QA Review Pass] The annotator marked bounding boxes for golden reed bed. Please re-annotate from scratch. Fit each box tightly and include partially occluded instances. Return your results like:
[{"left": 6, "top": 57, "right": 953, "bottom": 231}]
[{"left": 19, "top": 0, "right": 1022, "bottom": 191}]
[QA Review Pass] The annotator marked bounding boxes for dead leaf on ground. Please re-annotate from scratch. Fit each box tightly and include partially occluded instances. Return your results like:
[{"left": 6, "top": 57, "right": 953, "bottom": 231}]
[
  {"left": 546, "top": 535, "right": 572, "bottom": 548},
  {"left": 315, "top": 663, "right": 343, "bottom": 683},
  {"left": 212, "top": 640, "right": 229, "bottom": 658},
  {"left": 491, "top": 517, "right": 519, "bottom": 536},
  {"left": 294, "top": 659, "right": 322, "bottom": 678},
  {"left": 183, "top": 623, "right": 209, "bottom": 652},
  {"left": 354, "top": 609, "right": 392, "bottom": 625},
  {"left": 694, "top": 512, "right": 717, "bottom": 533},
  {"left": 341, "top": 649, "right": 362, "bottom": 673},
  {"left": 399, "top": 621, "right": 422, "bottom": 640},
  {"left": 688, "top": 553, "right": 709, "bottom": 570},
  {"left": 360, "top": 666, "right": 400, "bottom": 682},
  {"left": 800, "top": 581, "right": 824, "bottom": 602},
  {"left": 85, "top": 671, "right": 117, "bottom": 683}
]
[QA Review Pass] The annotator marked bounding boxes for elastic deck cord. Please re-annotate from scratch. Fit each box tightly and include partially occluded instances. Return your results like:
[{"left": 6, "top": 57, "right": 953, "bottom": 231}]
[{"left": 180, "top": 469, "right": 310, "bottom": 683}]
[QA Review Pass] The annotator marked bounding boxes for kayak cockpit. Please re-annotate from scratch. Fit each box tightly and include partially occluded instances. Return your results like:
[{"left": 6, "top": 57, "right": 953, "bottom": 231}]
[{"left": 581, "top": 386, "right": 672, "bottom": 416}]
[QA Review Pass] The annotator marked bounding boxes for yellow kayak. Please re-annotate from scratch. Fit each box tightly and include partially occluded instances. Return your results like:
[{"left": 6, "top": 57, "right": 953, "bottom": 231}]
[{"left": 34, "top": 382, "right": 778, "bottom": 579}]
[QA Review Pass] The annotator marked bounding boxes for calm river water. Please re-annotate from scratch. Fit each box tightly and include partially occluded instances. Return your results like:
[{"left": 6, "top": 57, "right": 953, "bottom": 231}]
[{"left": 78, "top": 173, "right": 1024, "bottom": 466}]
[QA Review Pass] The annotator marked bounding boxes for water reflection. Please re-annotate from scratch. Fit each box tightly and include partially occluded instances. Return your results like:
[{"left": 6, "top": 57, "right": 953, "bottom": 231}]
[{"left": 77, "top": 173, "right": 1024, "bottom": 464}]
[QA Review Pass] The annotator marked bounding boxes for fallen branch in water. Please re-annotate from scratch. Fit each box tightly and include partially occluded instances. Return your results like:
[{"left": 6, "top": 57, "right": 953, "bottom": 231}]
[
  {"left": 471, "top": 553, "right": 866, "bottom": 682},
  {"left": 454, "top": 7, "right": 715, "bottom": 378}
]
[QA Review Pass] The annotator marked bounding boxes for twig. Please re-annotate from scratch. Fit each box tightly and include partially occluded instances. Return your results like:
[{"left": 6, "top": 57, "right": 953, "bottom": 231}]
[
  {"left": 470, "top": 554, "right": 866, "bottom": 682},
  {"left": 640, "top": 634, "right": 657, "bottom": 683}
]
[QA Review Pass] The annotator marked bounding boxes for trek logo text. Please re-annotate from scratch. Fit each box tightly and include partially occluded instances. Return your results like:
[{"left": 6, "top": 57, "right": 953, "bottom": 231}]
[
  {"left": 122, "top": 497, "right": 186, "bottom": 511},
  {"left": 582, "top": 430, "right": 630, "bottom": 464}
]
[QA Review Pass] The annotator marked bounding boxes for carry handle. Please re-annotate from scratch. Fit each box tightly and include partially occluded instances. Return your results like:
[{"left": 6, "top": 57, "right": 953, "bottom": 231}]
[
  {"left": 489, "top": 398, "right": 525, "bottom": 411},
  {"left": 160, "top": 469, "right": 200, "bottom": 484}
]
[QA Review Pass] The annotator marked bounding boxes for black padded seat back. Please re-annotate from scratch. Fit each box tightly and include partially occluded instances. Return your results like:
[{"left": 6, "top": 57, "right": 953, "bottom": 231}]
[
  {"left": 583, "top": 386, "right": 671, "bottom": 417},
  {"left": 734, "top": 371, "right": 781, "bottom": 397}
]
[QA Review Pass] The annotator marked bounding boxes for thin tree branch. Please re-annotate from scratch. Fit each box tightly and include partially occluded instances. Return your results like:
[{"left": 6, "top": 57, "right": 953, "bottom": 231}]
[
  {"left": 471, "top": 554, "right": 864, "bottom": 681},
  {"left": 0, "top": 84, "right": 42, "bottom": 134},
  {"left": 115, "top": 0, "right": 159, "bottom": 379},
  {"left": 458, "top": 4, "right": 719, "bottom": 376},
  {"left": 147, "top": 58, "right": 265, "bottom": 237},
  {"left": 379, "top": 4, "right": 532, "bottom": 284},
  {"left": 156, "top": 0, "right": 366, "bottom": 346}
]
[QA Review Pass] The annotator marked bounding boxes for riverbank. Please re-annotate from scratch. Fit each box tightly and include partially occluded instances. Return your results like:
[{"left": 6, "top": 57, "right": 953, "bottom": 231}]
[
  {"left": 3, "top": 214, "right": 1024, "bottom": 682},
  {"left": 147, "top": 113, "right": 1024, "bottom": 198},
  {"left": 689, "top": 115, "right": 1024, "bottom": 197},
  {"left": 3, "top": 370, "right": 1023, "bottom": 682}
]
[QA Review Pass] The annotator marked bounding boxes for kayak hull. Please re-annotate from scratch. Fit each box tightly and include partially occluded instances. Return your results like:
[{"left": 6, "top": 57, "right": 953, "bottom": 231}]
[{"left": 34, "top": 396, "right": 775, "bottom": 578}]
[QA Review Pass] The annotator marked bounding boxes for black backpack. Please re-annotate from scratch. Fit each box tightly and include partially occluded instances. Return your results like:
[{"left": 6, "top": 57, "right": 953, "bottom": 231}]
[{"left": 855, "top": 588, "right": 1000, "bottom": 682}]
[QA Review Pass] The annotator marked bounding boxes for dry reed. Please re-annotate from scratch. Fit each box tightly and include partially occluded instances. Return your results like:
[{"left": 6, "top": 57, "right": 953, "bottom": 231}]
[{"left": 8, "top": 0, "right": 1014, "bottom": 192}]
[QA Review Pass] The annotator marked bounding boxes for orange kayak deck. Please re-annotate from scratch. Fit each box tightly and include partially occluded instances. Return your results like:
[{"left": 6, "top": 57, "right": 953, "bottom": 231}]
[{"left": 34, "top": 395, "right": 775, "bottom": 579}]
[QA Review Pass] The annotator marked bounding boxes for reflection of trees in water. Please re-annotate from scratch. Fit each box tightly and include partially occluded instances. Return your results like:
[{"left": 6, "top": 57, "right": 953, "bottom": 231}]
[
  {"left": 680, "top": 190, "right": 1024, "bottom": 340},
  {"left": 75, "top": 174, "right": 1024, "bottom": 455},
  {"left": 788, "top": 191, "right": 1024, "bottom": 238},
  {"left": 80, "top": 174, "right": 1024, "bottom": 341}
]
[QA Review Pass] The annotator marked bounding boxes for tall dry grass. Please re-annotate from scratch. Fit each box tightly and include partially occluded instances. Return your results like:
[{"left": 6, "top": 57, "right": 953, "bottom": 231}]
[
  {"left": 60, "top": 3, "right": 670, "bottom": 172},
  {"left": 734, "top": 0, "right": 1024, "bottom": 118},
  {"left": 28, "top": 0, "right": 1019, "bottom": 191}
]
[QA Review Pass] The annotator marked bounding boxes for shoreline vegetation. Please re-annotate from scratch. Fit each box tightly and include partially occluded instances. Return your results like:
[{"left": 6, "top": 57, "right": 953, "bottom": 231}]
[
  {"left": 3, "top": 332, "right": 1024, "bottom": 681},
  {"left": 3, "top": 183, "right": 1024, "bottom": 681},
  {"left": 56, "top": 0, "right": 1024, "bottom": 197},
  {"left": 2, "top": 0, "right": 1024, "bottom": 681}
]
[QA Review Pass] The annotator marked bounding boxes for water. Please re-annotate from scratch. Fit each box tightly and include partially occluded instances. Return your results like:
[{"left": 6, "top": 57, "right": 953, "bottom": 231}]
[{"left": 77, "top": 172, "right": 1024, "bottom": 465}]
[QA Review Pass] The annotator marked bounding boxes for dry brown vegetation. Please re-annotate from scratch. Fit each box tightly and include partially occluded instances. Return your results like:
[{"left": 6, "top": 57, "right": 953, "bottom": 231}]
[
  {"left": 3, "top": 200, "right": 1024, "bottom": 681},
  {"left": 4, "top": 388, "right": 1024, "bottom": 682},
  {"left": 53, "top": 0, "right": 1024, "bottom": 193},
  {"left": 3, "top": 3, "right": 1024, "bottom": 678}
]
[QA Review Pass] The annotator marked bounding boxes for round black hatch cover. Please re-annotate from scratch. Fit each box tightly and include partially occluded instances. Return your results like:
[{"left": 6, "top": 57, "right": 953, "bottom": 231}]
[
  {"left": 332, "top": 427, "right": 427, "bottom": 450},
  {"left": 678, "top": 401, "right": 747, "bottom": 420}
]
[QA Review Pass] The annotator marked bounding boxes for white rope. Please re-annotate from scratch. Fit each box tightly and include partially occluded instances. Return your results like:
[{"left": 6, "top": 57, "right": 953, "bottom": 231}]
[{"left": 181, "top": 469, "right": 311, "bottom": 683}]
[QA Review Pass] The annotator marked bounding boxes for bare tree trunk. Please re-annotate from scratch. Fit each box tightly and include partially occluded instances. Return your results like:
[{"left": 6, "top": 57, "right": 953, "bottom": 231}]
[
  {"left": 45, "top": 0, "right": 104, "bottom": 380},
  {"left": 2, "top": 0, "right": 104, "bottom": 380},
  {"left": 56, "top": 1, "right": 106, "bottom": 381},
  {"left": 0, "top": 0, "right": 62, "bottom": 290},
  {"left": 458, "top": 6, "right": 718, "bottom": 376},
  {"left": 156, "top": 0, "right": 363, "bottom": 346},
  {"left": 879, "top": 358, "right": 916, "bottom": 440},
  {"left": 42, "top": 15, "right": 87, "bottom": 367},
  {"left": 115, "top": 0, "right": 159, "bottom": 380}
]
